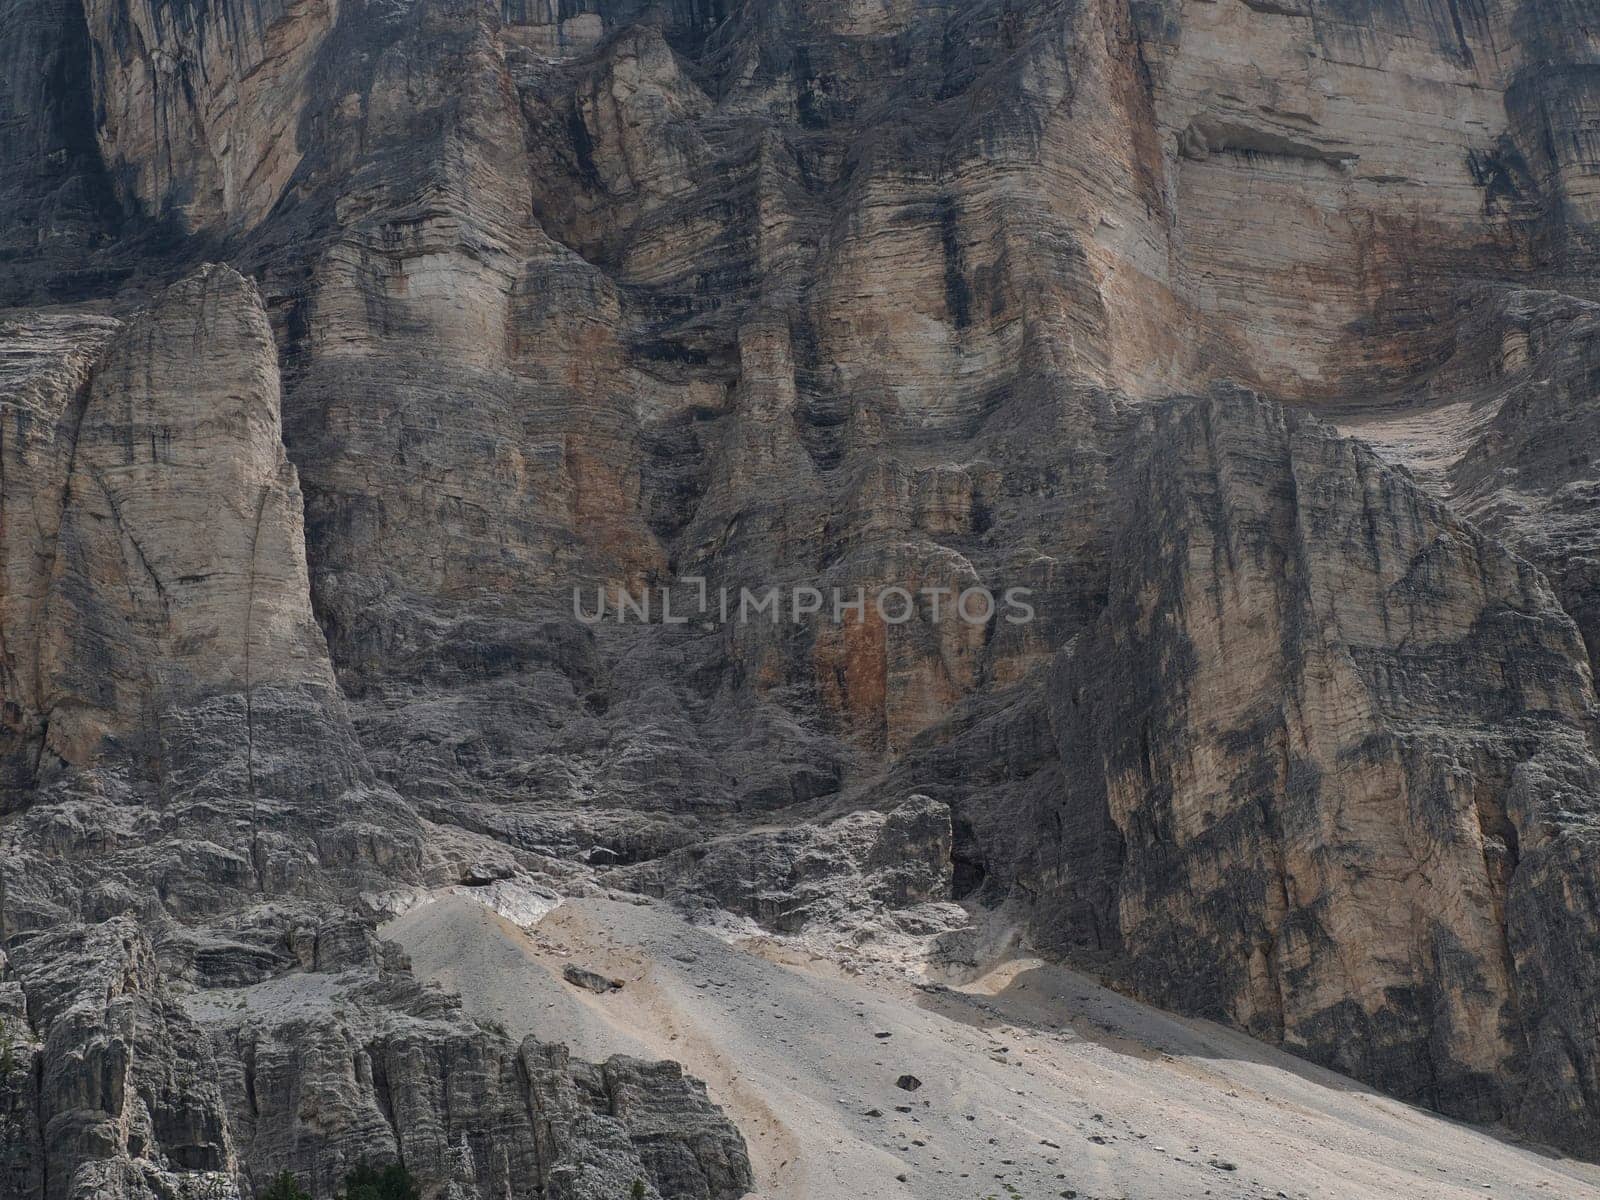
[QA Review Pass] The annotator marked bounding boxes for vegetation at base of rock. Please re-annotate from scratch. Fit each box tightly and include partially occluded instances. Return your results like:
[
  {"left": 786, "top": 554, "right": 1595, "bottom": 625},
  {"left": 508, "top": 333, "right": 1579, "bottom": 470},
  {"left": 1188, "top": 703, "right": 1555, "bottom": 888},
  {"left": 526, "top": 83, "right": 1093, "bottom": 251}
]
[
  {"left": 338, "top": 1162, "right": 421, "bottom": 1200},
  {"left": 259, "top": 1172, "right": 312, "bottom": 1200}
]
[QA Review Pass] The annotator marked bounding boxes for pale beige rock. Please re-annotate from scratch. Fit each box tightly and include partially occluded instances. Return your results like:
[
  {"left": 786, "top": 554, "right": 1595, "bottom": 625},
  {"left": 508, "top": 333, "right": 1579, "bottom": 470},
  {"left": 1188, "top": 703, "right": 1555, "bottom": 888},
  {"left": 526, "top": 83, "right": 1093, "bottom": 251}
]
[
  {"left": 31, "top": 266, "right": 333, "bottom": 769},
  {"left": 0, "top": 312, "right": 120, "bottom": 796},
  {"left": 83, "top": 0, "right": 336, "bottom": 230}
]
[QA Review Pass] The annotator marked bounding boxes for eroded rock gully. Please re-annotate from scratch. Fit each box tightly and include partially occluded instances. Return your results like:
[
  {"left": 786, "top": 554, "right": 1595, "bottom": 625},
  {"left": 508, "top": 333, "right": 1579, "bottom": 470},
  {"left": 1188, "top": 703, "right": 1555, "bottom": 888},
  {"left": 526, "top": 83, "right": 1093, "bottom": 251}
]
[
  {"left": 2, "top": 0, "right": 1600, "bottom": 1194},
  {"left": 0, "top": 266, "right": 754, "bottom": 1200}
]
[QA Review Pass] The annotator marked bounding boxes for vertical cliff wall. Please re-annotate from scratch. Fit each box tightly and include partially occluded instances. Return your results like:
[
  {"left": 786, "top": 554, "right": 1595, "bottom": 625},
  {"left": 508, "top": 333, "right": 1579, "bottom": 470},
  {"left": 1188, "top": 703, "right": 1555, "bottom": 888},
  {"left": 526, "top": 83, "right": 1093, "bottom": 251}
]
[
  {"left": 1037, "top": 392, "right": 1600, "bottom": 1146},
  {"left": 2, "top": 0, "right": 1600, "bottom": 1179}
]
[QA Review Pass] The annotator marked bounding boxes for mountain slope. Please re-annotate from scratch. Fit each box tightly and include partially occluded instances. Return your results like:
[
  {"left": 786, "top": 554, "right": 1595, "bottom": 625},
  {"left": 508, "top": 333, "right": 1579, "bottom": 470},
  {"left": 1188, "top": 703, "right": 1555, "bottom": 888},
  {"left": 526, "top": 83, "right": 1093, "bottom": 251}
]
[{"left": 2, "top": 0, "right": 1600, "bottom": 1193}]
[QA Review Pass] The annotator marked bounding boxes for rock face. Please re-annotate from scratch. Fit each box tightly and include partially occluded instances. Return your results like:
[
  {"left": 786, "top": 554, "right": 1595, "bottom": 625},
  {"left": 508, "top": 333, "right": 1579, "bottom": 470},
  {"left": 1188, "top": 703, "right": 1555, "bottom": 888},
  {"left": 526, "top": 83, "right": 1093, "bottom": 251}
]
[
  {"left": 2, "top": 910, "right": 751, "bottom": 1200},
  {"left": 0, "top": 267, "right": 754, "bottom": 1200},
  {"left": 82, "top": 0, "right": 335, "bottom": 233},
  {"left": 608, "top": 794, "right": 955, "bottom": 932},
  {"left": 0, "top": 308, "right": 119, "bottom": 799},
  {"left": 0, "top": 0, "right": 121, "bottom": 305},
  {"left": 30, "top": 265, "right": 335, "bottom": 778},
  {"left": 1036, "top": 392, "right": 1600, "bottom": 1144},
  {"left": 3, "top": 0, "right": 1600, "bottom": 1187}
]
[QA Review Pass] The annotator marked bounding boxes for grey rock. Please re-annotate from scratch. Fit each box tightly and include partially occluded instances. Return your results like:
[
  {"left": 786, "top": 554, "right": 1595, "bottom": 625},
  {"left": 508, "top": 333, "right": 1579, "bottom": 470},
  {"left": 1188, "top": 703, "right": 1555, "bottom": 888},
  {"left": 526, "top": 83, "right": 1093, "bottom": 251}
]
[
  {"left": 1031, "top": 392, "right": 1600, "bottom": 1147},
  {"left": 3, "top": 0, "right": 1600, "bottom": 1178},
  {"left": 605, "top": 795, "right": 953, "bottom": 933},
  {"left": 0, "top": 266, "right": 754, "bottom": 1200},
  {"left": 563, "top": 965, "right": 622, "bottom": 994}
]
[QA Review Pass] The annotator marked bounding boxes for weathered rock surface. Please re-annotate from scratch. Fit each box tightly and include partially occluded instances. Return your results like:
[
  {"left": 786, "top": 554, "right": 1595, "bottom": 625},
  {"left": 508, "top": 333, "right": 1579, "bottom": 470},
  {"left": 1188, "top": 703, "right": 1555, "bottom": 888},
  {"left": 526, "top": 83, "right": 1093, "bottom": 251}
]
[
  {"left": 0, "top": 0, "right": 123, "bottom": 305},
  {"left": 606, "top": 794, "right": 954, "bottom": 932},
  {"left": 1340, "top": 287, "right": 1600, "bottom": 682},
  {"left": 0, "top": 267, "right": 754, "bottom": 1199},
  {"left": 1033, "top": 392, "right": 1600, "bottom": 1147},
  {"left": 3, "top": 0, "right": 1600, "bottom": 1185},
  {"left": 82, "top": 0, "right": 335, "bottom": 234},
  {"left": 36, "top": 265, "right": 336, "bottom": 778},
  {"left": 0, "top": 908, "right": 752, "bottom": 1200}
]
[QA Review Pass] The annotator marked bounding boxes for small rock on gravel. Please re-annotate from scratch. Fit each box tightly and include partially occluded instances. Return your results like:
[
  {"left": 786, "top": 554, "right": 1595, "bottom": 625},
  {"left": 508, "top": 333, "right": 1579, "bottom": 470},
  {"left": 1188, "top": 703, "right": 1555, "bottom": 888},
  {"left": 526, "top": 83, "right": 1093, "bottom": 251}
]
[{"left": 562, "top": 964, "right": 622, "bottom": 993}]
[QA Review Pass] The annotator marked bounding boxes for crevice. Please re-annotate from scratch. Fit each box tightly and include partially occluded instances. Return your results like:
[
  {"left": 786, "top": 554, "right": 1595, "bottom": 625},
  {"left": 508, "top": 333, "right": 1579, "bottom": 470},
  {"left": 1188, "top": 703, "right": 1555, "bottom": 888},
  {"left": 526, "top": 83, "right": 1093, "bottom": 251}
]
[
  {"left": 1178, "top": 115, "right": 1358, "bottom": 170},
  {"left": 1265, "top": 735, "right": 1298, "bottom": 1040},
  {"left": 243, "top": 483, "right": 272, "bottom": 889},
  {"left": 87, "top": 467, "right": 170, "bottom": 613},
  {"left": 35, "top": 1045, "right": 47, "bottom": 1200},
  {"left": 367, "top": 1042, "right": 401, "bottom": 1151},
  {"left": 938, "top": 194, "right": 972, "bottom": 330},
  {"left": 30, "top": 370, "right": 98, "bottom": 726},
  {"left": 242, "top": 1035, "right": 260, "bottom": 1121},
  {"left": 0, "top": 414, "right": 11, "bottom": 691},
  {"left": 515, "top": 1048, "right": 554, "bottom": 1197},
  {"left": 1473, "top": 775, "right": 1526, "bottom": 1052}
]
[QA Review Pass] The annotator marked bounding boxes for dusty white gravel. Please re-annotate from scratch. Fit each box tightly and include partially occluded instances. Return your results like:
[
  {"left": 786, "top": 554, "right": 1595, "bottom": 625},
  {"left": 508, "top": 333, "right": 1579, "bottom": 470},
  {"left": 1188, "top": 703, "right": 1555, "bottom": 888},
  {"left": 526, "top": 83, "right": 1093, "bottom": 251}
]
[{"left": 384, "top": 894, "right": 1600, "bottom": 1200}]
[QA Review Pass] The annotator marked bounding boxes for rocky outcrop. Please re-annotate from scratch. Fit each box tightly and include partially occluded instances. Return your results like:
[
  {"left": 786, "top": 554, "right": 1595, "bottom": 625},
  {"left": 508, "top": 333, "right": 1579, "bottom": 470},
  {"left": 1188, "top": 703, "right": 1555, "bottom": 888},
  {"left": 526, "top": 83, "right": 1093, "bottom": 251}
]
[
  {"left": 0, "top": 908, "right": 754, "bottom": 1200},
  {"left": 4, "top": 0, "right": 1600, "bottom": 1180},
  {"left": 12, "top": 918, "right": 235, "bottom": 1200},
  {"left": 0, "top": 266, "right": 349, "bottom": 815},
  {"left": 36, "top": 265, "right": 337, "bottom": 778},
  {"left": 1332, "top": 284, "right": 1600, "bottom": 680},
  {"left": 0, "top": 266, "right": 755, "bottom": 1199},
  {"left": 1035, "top": 392, "right": 1600, "bottom": 1147},
  {"left": 607, "top": 794, "right": 955, "bottom": 932},
  {"left": 198, "top": 946, "right": 752, "bottom": 1200}
]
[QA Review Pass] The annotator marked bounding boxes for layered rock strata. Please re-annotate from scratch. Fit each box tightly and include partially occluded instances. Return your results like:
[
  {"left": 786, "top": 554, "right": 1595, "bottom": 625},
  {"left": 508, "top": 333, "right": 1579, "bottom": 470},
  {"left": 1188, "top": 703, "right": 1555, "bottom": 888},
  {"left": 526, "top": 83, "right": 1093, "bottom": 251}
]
[
  {"left": 1034, "top": 392, "right": 1600, "bottom": 1146},
  {"left": 0, "top": 267, "right": 754, "bottom": 1200},
  {"left": 2, "top": 0, "right": 1600, "bottom": 1178}
]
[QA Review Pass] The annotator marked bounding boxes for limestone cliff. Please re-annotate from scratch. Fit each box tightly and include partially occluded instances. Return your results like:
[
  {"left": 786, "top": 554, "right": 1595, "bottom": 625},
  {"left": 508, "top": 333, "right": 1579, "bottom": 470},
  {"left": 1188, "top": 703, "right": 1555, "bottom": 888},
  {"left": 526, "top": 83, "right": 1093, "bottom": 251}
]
[
  {"left": 2, "top": 0, "right": 1600, "bottom": 1189},
  {"left": 0, "top": 267, "right": 754, "bottom": 1200},
  {"left": 1036, "top": 392, "right": 1600, "bottom": 1147}
]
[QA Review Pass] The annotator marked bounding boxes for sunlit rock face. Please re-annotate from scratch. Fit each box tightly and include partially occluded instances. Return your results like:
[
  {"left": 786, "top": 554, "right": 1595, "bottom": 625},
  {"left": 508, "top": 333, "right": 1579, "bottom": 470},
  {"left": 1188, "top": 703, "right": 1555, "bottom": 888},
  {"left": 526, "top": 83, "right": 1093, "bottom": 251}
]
[
  {"left": 2, "top": 0, "right": 1600, "bottom": 1183},
  {"left": 1036, "top": 392, "right": 1600, "bottom": 1145}
]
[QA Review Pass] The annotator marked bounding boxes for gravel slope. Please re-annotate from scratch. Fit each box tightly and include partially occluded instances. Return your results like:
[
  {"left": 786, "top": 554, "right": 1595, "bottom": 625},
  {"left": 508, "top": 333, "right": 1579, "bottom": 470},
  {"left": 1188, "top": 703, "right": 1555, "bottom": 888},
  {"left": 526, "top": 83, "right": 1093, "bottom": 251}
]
[{"left": 384, "top": 895, "right": 1600, "bottom": 1200}]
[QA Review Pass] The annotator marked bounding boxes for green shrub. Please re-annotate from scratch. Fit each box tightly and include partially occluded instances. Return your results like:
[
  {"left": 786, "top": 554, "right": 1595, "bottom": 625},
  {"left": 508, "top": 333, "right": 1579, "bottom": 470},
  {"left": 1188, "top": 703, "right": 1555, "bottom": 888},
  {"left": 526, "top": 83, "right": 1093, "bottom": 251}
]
[
  {"left": 259, "top": 1172, "right": 312, "bottom": 1200},
  {"left": 337, "top": 1161, "right": 420, "bottom": 1200}
]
